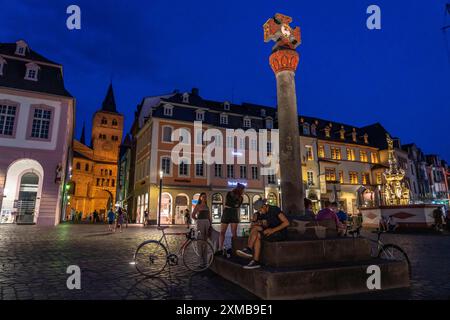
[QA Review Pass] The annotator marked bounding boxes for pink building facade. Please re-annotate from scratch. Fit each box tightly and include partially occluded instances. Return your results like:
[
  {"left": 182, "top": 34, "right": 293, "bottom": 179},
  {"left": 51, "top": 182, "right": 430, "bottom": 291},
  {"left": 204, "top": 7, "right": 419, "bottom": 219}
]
[{"left": 0, "top": 40, "right": 74, "bottom": 226}]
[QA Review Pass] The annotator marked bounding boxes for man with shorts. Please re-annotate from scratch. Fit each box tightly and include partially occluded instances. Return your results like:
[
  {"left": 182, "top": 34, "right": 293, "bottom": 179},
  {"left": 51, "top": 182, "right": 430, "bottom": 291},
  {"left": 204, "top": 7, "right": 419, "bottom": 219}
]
[{"left": 236, "top": 198, "right": 290, "bottom": 269}]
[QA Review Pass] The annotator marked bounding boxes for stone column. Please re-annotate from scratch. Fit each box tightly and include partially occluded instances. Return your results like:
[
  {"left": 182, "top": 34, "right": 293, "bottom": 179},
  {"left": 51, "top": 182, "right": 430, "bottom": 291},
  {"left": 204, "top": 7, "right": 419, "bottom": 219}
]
[{"left": 270, "top": 49, "right": 305, "bottom": 214}]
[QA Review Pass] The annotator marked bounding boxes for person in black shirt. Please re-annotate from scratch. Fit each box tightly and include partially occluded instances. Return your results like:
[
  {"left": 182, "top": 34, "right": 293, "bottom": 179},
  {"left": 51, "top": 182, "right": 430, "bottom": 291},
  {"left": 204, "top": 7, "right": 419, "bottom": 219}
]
[
  {"left": 236, "top": 198, "right": 290, "bottom": 269},
  {"left": 217, "top": 184, "right": 245, "bottom": 256}
]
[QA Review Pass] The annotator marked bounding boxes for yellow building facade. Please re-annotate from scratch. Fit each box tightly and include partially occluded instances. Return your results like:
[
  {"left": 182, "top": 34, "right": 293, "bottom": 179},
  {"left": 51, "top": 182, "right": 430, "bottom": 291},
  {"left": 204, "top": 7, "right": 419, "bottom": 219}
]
[{"left": 67, "top": 84, "right": 123, "bottom": 219}]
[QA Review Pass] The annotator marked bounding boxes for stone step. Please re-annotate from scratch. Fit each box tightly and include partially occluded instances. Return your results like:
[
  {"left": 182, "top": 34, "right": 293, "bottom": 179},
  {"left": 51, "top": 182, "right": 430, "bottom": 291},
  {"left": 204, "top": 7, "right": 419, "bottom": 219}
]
[
  {"left": 210, "top": 256, "right": 410, "bottom": 300},
  {"left": 232, "top": 237, "right": 373, "bottom": 268}
]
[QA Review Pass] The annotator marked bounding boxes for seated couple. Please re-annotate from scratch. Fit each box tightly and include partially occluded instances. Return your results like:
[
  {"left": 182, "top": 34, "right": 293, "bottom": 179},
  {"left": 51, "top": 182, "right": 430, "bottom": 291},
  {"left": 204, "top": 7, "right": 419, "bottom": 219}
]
[{"left": 236, "top": 198, "right": 289, "bottom": 269}]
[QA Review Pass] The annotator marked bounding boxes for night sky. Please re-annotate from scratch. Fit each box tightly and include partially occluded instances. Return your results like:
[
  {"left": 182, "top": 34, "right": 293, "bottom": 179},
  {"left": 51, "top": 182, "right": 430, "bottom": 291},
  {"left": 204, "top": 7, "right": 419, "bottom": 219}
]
[{"left": 1, "top": 0, "right": 449, "bottom": 160}]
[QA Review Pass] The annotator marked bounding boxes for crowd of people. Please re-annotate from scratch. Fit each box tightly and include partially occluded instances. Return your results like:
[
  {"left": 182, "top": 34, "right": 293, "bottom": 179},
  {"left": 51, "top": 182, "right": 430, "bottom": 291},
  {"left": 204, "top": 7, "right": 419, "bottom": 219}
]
[{"left": 67, "top": 207, "right": 128, "bottom": 232}]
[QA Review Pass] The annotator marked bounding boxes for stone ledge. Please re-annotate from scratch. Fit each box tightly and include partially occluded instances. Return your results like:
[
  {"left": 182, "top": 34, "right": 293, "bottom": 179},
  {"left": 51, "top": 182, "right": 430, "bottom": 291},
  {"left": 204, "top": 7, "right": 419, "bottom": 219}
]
[
  {"left": 232, "top": 237, "right": 372, "bottom": 268},
  {"left": 210, "top": 256, "right": 410, "bottom": 300}
]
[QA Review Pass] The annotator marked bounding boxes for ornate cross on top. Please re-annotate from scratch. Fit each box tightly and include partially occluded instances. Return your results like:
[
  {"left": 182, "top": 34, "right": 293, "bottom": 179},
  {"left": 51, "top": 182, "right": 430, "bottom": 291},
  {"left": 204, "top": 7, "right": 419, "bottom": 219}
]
[{"left": 263, "top": 13, "right": 301, "bottom": 51}]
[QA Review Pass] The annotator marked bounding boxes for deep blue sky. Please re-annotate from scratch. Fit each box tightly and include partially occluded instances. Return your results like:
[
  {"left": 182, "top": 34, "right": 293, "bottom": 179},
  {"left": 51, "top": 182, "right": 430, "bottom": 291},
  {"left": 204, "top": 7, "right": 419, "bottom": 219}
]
[{"left": 1, "top": 0, "right": 450, "bottom": 160}]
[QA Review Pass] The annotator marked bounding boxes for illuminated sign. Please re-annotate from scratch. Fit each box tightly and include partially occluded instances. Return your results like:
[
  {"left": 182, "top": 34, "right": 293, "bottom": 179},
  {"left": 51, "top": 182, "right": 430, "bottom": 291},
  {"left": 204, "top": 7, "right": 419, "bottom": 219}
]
[{"left": 227, "top": 181, "right": 248, "bottom": 187}]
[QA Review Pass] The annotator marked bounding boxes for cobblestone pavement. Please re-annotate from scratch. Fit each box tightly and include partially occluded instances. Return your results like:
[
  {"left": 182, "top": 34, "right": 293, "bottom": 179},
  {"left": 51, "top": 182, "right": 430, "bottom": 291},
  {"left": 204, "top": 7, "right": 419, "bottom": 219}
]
[{"left": 0, "top": 223, "right": 449, "bottom": 300}]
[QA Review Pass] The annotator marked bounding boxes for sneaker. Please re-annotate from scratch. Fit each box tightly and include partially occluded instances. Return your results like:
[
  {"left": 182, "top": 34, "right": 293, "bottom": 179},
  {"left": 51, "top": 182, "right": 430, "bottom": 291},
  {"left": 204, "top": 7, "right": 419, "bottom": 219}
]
[
  {"left": 243, "top": 260, "right": 261, "bottom": 269},
  {"left": 236, "top": 247, "right": 253, "bottom": 259}
]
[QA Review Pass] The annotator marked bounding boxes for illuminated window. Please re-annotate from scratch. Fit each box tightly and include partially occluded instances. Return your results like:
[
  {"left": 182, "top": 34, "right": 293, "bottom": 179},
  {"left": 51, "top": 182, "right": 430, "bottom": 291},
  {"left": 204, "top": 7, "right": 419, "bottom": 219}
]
[
  {"left": 331, "top": 147, "right": 342, "bottom": 160},
  {"left": 347, "top": 148, "right": 355, "bottom": 161},
  {"left": 349, "top": 172, "right": 359, "bottom": 184},
  {"left": 306, "top": 146, "right": 314, "bottom": 161},
  {"left": 360, "top": 151, "right": 368, "bottom": 162},
  {"left": 371, "top": 152, "right": 378, "bottom": 164},
  {"left": 325, "top": 168, "right": 336, "bottom": 181},
  {"left": 307, "top": 171, "right": 314, "bottom": 186},
  {"left": 376, "top": 173, "right": 382, "bottom": 185},
  {"left": 339, "top": 171, "right": 344, "bottom": 184},
  {"left": 362, "top": 173, "right": 370, "bottom": 185},
  {"left": 318, "top": 145, "right": 325, "bottom": 158}
]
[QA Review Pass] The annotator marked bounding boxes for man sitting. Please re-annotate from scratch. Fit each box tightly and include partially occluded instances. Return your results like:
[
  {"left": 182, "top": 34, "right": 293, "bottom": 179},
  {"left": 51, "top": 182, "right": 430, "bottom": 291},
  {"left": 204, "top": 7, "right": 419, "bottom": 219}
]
[
  {"left": 236, "top": 198, "right": 290, "bottom": 269},
  {"left": 316, "top": 201, "right": 346, "bottom": 236}
]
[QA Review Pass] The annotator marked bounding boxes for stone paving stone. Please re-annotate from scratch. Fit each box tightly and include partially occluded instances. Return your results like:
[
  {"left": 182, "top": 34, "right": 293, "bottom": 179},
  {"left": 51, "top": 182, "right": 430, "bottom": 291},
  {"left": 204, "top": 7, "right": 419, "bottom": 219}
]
[{"left": 0, "top": 224, "right": 449, "bottom": 299}]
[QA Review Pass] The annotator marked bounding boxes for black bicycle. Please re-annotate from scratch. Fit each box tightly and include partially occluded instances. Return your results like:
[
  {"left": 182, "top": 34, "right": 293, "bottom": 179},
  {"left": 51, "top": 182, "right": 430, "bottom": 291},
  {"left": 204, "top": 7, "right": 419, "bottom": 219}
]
[
  {"left": 134, "top": 226, "right": 214, "bottom": 277},
  {"left": 348, "top": 227, "right": 411, "bottom": 277}
]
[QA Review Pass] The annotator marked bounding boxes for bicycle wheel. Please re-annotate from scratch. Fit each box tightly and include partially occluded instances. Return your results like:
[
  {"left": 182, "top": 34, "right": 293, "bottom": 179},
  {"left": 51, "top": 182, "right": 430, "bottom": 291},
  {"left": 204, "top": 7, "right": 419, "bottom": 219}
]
[
  {"left": 378, "top": 244, "right": 411, "bottom": 277},
  {"left": 182, "top": 239, "right": 214, "bottom": 272},
  {"left": 134, "top": 240, "right": 168, "bottom": 277}
]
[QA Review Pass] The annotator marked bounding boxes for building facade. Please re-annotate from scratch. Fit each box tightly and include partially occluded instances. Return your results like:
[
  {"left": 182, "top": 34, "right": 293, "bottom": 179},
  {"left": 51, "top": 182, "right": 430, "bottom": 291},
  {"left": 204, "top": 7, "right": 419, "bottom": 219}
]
[
  {"left": 67, "top": 85, "right": 123, "bottom": 219},
  {"left": 0, "top": 40, "right": 74, "bottom": 225},
  {"left": 127, "top": 89, "right": 382, "bottom": 224}
]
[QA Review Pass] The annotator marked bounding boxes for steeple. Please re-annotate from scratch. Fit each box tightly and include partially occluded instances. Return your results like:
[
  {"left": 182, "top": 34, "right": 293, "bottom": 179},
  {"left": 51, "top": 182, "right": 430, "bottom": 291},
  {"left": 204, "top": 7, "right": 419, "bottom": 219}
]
[
  {"left": 80, "top": 122, "right": 86, "bottom": 145},
  {"left": 101, "top": 83, "right": 118, "bottom": 113}
]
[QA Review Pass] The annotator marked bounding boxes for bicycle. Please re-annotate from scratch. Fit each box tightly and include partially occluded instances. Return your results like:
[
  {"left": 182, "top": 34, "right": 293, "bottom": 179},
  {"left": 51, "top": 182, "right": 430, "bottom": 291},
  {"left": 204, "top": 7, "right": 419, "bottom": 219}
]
[
  {"left": 348, "top": 226, "right": 411, "bottom": 277},
  {"left": 134, "top": 226, "right": 214, "bottom": 277}
]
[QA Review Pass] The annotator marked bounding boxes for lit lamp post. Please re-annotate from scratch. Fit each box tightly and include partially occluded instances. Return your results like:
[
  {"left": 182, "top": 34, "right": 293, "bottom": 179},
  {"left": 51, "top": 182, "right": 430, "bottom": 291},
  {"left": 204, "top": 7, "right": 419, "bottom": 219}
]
[
  {"left": 277, "top": 178, "right": 282, "bottom": 210},
  {"left": 158, "top": 170, "right": 163, "bottom": 227}
]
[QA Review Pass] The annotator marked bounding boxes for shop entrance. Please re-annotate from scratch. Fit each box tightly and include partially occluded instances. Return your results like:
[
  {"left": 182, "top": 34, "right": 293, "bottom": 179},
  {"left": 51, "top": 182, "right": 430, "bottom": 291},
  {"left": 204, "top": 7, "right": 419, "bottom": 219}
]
[{"left": 174, "top": 194, "right": 189, "bottom": 225}]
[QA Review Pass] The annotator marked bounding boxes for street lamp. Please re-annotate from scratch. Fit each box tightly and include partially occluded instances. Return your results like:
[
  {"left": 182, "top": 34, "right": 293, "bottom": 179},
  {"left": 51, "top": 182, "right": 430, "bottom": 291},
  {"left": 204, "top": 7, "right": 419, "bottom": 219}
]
[
  {"left": 158, "top": 170, "right": 163, "bottom": 227},
  {"left": 277, "top": 178, "right": 282, "bottom": 210}
]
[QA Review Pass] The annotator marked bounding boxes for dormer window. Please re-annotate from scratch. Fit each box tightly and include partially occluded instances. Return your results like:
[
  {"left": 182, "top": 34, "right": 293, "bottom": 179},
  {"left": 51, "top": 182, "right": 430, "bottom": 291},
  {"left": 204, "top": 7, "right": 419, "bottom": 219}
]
[
  {"left": 339, "top": 126, "right": 346, "bottom": 140},
  {"left": 261, "top": 109, "right": 266, "bottom": 117},
  {"left": 324, "top": 126, "right": 331, "bottom": 138},
  {"left": 182, "top": 92, "right": 189, "bottom": 103},
  {"left": 0, "top": 56, "right": 6, "bottom": 76},
  {"left": 363, "top": 133, "right": 369, "bottom": 144},
  {"left": 24, "top": 62, "right": 39, "bottom": 81},
  {"left": 302, "top": 122, "right": 310, "bottom": 135},
  {"left": 15, "top": 40, "right": 28, "bottom": 56},
  {"left": 224, "top": 101, "right": 230, "bottom": 111},
  {"left": 311, "top": 123, "right": 317, "bottom": 136},
  {"left": 220, "top": 113, "right": 228, "bottom": 125},
  {"left": 265, "top": 117, "right": 273, "bottom": 129},
  {"left": 196, "top": 110, "right": 205, "bottom": 121},
  {"left": 243, "top": 117, "right": 251, "bottom": 128},
  {"left": 351, "top": 128, "right": 357, "bottom": 142},
  {"left": 163, "top": 104, "right": 173, "bottom": 117}
]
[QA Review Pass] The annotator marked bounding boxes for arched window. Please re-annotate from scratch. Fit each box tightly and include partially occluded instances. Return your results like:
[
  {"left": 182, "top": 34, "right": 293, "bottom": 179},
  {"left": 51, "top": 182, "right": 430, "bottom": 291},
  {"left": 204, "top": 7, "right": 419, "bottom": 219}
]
[
  {"left": 85, "top": 163, "right": 89, "bottom": 171},
  {"left": 112, "top": 119, "right": 118, "bottom": 126},
  {"left": 101, "top": 117, "right": 107, "bottom": 125},
  {"left": 76, "top": 162, "right": 81, "bottom": 170}
]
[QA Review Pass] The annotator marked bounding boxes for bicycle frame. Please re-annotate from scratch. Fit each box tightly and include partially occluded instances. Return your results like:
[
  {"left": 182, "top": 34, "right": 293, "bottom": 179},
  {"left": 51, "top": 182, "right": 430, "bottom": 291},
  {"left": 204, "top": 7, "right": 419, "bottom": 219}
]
[{"left": 157, "top": 228, "right": 192, "bottom": 257}]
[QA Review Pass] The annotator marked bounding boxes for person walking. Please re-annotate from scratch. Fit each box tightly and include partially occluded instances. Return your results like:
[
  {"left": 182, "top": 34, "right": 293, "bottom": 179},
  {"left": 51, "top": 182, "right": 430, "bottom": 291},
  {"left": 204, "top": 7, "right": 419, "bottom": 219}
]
[
  {"left": 218, "top": 183, "right": 245, "bottom": 256},
  {"left": 184, "top": 208, "right": 191, "bottom": 229},
  {"left": 433, "top": 206, "right": 444, "bottom": 232},
  {"left": 115, "top": 207, "right": 124, "bottom": 233},
  {"left": 107, "top": 208, "right": 115, "bottom": 232},
  {"left": 143, "top": 209, "right": 149, "bottom": 226}
]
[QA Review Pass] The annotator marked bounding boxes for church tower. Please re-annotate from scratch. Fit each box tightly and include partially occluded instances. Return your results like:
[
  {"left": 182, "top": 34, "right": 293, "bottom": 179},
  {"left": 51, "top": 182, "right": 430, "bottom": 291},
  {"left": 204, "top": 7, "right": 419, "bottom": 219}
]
[{"left": 91, "top": 84, "right": 124, "bottom": 161}]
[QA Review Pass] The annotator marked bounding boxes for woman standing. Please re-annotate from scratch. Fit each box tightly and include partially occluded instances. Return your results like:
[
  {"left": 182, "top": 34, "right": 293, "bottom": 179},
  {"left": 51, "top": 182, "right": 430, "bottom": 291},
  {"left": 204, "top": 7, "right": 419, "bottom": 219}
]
[
  {"left": 115, "top": 207, "right": 124, "bottom": 233},
  {"left": 218, "top": 184, "right": 245, "bottom": 256},
  {"left": 191, "top": 193, "right": 212, "bottom": 240}
]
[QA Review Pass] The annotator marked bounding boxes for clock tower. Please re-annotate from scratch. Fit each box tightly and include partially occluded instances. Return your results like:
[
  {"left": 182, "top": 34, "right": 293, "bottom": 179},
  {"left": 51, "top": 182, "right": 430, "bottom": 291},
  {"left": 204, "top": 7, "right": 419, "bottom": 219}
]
[{"left": 91, "top": 84, "right": 124, "bottom": 161}]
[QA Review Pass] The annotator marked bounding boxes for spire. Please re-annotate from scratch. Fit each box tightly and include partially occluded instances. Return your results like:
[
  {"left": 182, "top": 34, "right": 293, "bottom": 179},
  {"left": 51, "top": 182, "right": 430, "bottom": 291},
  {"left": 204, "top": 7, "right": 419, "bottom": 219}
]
[
  {"left": 101, "top": 83, "right": 117, "bottom": 113},
  {"left": 80, "top": 122, "right": 86, "bottom": 145}
]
